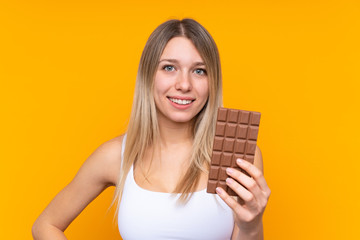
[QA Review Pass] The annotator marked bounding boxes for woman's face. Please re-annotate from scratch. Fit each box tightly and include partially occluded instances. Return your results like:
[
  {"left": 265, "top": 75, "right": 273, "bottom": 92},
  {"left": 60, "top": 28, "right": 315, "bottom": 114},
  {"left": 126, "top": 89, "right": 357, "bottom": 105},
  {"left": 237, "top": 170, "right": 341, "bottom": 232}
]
[{"left": 153, "top": 37, "right": 209, "bottom": 126}]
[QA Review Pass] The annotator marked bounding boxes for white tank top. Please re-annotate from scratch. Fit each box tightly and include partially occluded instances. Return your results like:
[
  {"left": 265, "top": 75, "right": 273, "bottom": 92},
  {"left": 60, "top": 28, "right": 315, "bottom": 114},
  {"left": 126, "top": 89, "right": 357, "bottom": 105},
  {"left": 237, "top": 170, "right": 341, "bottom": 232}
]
[{"left": 118, "top": 135, "right": 235, "bottom": 240}]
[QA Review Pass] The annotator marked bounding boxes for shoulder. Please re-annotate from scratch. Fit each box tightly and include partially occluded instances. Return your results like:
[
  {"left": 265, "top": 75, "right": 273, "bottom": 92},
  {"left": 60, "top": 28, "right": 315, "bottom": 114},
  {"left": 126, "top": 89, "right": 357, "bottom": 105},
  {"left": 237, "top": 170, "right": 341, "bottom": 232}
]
[
  {"left": 80, "top": 134, "right": 126, "bottom": 187},
  {"left": 95, "top": 134, "right": 125, "bottom": 157}
]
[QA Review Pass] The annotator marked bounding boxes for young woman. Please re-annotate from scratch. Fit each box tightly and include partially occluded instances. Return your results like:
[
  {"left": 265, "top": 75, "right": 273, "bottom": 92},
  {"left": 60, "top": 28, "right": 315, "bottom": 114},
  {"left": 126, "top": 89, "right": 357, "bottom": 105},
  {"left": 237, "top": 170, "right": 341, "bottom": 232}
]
[{"left": 32, "top": 18, "right": 271, "bottom": 240}]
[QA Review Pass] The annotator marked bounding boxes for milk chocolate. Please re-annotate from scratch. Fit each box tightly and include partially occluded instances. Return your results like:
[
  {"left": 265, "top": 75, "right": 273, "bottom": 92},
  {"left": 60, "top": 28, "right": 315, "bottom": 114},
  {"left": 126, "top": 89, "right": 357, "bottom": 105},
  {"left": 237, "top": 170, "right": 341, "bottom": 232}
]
[{"left": 207, "top": 107, "right": 261, "bottom": 196}]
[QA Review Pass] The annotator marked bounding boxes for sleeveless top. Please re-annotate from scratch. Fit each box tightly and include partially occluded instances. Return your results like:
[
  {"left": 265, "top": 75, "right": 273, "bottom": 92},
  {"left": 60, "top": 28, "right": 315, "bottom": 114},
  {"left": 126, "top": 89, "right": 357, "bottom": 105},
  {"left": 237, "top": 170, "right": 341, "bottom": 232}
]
[{"left": 118, "top": 134, "right": 235, "bottom": 240}]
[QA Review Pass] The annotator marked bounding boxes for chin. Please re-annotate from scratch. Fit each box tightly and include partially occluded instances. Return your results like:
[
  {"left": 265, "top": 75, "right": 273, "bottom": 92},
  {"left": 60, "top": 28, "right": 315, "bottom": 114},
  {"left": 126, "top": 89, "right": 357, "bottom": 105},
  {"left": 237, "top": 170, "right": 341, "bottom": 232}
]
[
  {"left": 165, "top": 113, "right": 198, "bottom": 124},
  {"left": 170, "top": 117, "right": 194, "bottom": 123}
]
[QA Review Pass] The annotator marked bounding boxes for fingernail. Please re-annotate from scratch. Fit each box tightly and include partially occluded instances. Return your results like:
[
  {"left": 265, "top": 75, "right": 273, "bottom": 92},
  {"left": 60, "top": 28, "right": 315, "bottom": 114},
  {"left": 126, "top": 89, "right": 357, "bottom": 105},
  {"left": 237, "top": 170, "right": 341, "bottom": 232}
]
[
  {"left": 226, "top": 168, "right": 233, "bottom": 175},
  {"left": 216, "top": 187, "right": 223, "bottom": 194},
  {"left": 237, "top": 158, "right": 243, "bottom": 164},
  {"left": 226, "top": 178, "right": 233, "bottom": 184}
]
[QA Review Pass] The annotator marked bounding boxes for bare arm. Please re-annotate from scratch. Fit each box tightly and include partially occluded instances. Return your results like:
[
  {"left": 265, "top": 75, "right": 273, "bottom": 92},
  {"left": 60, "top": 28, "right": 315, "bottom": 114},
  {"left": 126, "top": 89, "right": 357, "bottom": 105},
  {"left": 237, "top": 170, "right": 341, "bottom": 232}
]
[{"left": 32, "top": 135, "right": 124, "bottom": 239}]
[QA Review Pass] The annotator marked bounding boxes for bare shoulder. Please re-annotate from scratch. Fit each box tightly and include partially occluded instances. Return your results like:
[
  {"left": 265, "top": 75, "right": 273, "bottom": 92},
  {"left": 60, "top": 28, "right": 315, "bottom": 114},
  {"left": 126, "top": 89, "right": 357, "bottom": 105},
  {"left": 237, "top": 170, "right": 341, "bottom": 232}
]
[
  {"left": 96, "top": 134, "right": 124, "bottom": 157},
  {"left": 81, "top": 134, "right": 125, "bottom": 187},
  {"left": 254, "top": 145, "right": 264, "bottom": 173}
]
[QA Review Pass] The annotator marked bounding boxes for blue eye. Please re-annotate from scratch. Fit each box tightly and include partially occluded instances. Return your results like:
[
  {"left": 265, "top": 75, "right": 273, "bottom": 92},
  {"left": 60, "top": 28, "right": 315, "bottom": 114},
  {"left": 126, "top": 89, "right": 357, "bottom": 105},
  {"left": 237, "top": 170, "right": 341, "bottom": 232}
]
[
  {"left": 163, "top": 65, "right": 175, "bottom": 72},
  {"left": 194, "top": 68, "right": 207, "bottom": 75}
]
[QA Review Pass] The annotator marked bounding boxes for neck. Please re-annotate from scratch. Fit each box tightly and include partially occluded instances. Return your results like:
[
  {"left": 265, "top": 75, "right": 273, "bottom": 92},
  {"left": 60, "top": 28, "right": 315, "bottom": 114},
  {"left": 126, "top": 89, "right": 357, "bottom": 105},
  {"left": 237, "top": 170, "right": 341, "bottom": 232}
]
[
  {"left": 158, "top": 121, "right": 193, "bottom": 147},
  {"left": 156, "top": 116, "right": 194, "bottom": 149}
]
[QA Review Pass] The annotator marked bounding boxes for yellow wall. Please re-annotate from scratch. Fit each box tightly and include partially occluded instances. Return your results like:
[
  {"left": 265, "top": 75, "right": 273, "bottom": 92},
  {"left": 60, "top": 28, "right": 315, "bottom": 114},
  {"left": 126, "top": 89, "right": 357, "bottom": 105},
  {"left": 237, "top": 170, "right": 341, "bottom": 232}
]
[{"left": 1, "top": 0, "right": 359, "bottom": 239}]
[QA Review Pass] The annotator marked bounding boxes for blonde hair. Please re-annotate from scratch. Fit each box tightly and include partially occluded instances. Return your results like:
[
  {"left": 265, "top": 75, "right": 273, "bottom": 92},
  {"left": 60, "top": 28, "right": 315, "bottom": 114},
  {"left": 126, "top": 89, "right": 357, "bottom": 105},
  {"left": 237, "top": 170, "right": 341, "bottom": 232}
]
[{"left": 111, "top": 18, "right": 223, "bottom": 220}]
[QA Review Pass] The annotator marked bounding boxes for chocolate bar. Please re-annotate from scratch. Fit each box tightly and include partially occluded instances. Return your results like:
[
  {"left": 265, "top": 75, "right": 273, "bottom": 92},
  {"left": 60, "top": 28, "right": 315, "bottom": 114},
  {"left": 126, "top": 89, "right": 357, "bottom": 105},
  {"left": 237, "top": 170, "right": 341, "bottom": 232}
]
[{"left": 207, "top": 107, "right": 261, "bottom": 196}]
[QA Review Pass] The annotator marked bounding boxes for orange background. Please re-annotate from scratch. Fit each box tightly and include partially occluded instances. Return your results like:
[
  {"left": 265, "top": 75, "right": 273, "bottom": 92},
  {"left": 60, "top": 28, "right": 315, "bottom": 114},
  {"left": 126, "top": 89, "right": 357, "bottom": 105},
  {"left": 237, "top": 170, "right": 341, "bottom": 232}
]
[{"left": 1, "top": 0, "right": 359, "bottom": 239}]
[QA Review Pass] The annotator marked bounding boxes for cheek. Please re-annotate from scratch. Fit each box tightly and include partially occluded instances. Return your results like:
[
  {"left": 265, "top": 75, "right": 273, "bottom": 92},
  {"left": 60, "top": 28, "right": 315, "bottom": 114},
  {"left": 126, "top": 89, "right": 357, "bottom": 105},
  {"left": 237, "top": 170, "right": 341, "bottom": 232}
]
[
  {"left": 154, "top": 72, "right": 172, "bottom": 93},
  {"left": 153, "top": 75, "right": 172, "bottom": 108},
  {"left": 153, "top": 76, "right": 165, "bottom": 97},
  {"left": 197, "top": 80, "right": 209, "bottom": 99}
]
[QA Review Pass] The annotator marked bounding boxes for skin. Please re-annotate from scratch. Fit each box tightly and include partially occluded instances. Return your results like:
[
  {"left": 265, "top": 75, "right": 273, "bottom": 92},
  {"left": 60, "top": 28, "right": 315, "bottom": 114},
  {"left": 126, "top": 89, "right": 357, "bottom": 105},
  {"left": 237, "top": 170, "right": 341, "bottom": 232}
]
[{"left": 32, "top": 37, "right": 270, "bottom": 240}]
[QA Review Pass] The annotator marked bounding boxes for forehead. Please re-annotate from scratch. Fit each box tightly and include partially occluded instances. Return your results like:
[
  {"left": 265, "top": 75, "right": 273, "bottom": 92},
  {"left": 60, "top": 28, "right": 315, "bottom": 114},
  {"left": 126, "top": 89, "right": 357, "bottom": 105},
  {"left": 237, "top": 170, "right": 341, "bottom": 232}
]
[{"left": 160, "top": 37, "right": 204, "bottom": 63}]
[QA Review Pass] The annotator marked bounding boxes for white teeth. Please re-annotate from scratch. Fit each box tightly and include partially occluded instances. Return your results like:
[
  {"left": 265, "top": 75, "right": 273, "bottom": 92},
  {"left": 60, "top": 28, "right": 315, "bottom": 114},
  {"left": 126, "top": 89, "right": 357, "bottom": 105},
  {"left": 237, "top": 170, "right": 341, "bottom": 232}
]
[{"left": 169, "top": 98, "right": 193, "bottom": 105}]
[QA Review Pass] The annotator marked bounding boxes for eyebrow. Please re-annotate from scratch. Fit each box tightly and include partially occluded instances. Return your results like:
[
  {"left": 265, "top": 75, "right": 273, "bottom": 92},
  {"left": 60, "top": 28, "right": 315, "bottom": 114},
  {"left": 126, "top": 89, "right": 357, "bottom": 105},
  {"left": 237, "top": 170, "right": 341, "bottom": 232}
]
[{"left": 159, "top": 58, "right": 206, "bottom": 66}]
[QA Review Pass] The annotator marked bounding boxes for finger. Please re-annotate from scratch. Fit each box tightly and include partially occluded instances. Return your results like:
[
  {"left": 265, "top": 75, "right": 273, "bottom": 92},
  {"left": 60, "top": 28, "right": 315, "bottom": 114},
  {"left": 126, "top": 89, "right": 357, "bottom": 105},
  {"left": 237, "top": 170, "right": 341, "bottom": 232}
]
[
  {"left": 226, "top": 168, "right": 265, "bottom": 206},
  {"left": 215, "top": 187, "right": 247, "bottom": 217},
  {"left": 225, "top": 177, "right": 259, "bottom": 211},
  {"left": 236, "top": 159, "right": 271, "bottom": 196}
]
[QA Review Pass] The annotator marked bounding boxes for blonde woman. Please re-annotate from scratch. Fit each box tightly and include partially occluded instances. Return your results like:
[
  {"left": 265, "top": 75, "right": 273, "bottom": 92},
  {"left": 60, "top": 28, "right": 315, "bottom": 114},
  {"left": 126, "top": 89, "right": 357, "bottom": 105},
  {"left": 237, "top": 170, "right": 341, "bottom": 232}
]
[{"left": 32, "top": 18, "right": 271, "bottom": 240}]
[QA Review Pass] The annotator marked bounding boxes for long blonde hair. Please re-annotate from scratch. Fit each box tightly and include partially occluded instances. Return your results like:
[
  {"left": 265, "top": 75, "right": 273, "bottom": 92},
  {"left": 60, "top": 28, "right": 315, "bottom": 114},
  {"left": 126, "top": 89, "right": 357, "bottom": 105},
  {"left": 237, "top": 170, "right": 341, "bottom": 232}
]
[{"left": 111, "top": 18, "right": 223, "bottom": 219}]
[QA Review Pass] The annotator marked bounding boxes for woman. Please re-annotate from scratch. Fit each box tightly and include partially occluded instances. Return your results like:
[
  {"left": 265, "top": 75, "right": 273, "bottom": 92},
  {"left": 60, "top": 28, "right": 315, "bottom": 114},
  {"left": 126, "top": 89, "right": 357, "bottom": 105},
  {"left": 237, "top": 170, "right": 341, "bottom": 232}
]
[{"left": 32, "top": 18, "right": 270, "bottom": 240}]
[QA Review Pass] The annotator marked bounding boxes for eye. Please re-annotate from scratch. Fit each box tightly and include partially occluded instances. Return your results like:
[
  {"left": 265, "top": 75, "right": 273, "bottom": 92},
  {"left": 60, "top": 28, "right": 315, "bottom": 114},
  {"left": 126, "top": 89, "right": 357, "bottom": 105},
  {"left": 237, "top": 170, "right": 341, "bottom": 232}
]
[
  {"left": 194, "top": 68, "right": 207, "bottom": 76},
  {"left": 163, "top": 65, "right": 175, "bottom": 72}
]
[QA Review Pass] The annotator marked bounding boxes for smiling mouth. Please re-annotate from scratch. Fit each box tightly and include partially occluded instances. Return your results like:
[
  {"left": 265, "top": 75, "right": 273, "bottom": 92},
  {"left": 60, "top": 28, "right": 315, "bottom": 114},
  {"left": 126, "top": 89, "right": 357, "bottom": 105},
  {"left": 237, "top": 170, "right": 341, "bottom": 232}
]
[{"left": 167, "top": 97, "right": 195, "bottom": 105}]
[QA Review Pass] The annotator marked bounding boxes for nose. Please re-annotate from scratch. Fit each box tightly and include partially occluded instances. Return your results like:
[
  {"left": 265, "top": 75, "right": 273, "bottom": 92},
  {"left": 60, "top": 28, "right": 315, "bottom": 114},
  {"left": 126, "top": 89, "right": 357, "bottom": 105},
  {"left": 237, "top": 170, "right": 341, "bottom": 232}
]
[{"left": 175, "top": 72, "right": 192, "bottom": 92}]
